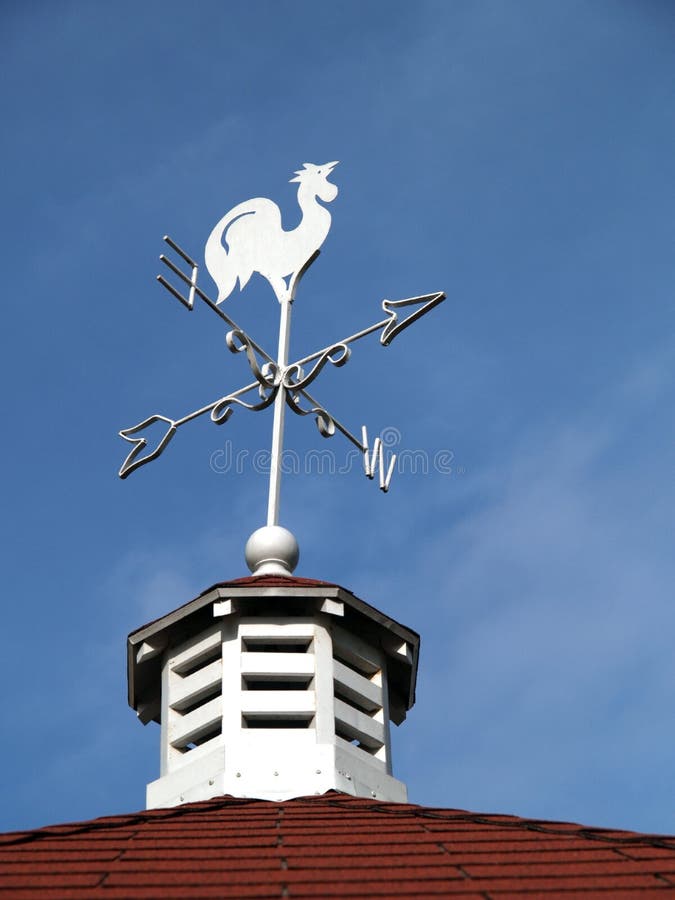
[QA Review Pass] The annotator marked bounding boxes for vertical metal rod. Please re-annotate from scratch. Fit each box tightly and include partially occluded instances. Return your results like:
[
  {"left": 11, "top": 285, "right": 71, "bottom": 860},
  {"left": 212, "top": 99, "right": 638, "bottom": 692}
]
[{"left": 267, "top": 298, "right": 292, "bottom": 525}]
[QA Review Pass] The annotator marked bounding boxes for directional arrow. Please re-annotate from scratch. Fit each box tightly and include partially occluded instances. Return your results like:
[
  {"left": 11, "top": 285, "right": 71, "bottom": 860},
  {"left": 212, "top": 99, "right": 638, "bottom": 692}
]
[{"left": 380, "top": 292, "right": 446, "bottom": 347}]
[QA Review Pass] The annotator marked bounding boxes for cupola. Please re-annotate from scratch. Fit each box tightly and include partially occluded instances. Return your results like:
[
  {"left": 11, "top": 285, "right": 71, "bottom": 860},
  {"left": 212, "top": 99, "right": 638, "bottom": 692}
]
[{"left": 128, "top": 563, "right": 419, "bottom": 806}]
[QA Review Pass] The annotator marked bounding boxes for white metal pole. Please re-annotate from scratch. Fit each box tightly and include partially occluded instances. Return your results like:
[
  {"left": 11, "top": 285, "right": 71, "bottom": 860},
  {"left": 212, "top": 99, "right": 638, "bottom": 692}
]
[{"left": 267, "top": 298, "right": 292, "bottom": 525}]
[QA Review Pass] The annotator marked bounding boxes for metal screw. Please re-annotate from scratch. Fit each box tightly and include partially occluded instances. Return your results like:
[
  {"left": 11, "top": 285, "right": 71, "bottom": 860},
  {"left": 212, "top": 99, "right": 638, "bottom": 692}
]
[
  {"left": 273, "top": 771, "right": 279, "bottom": 776},
  {"left": 236, "top": 772, "right": 241, "bottom": 778},
  {"left": 315, "top": 769, "right": 321, "bottom": 774},
  {"left": 208, "top": 779, "right": 214, "bottom": 786},
  {"left": 371, "top": 791, "right": 377, "bottom": 797}
]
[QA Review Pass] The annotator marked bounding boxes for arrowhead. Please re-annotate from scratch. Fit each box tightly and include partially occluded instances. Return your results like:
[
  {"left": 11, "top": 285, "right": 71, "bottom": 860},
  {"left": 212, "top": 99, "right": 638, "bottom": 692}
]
[
  {"left": 119, "top": 415, "right": 177, "bottom": 478},
  {"left": 380, "top": 292, "right": 446, "bottom": 347}
]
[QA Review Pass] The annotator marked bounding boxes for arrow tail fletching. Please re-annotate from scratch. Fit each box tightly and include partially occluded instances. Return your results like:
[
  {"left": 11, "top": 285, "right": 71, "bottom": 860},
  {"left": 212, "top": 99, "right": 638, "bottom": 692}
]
[
  {"left": 118, "top": 415, "right": 177, "bottom": 479},
  {"left": 157, "top": 236, "right": 200, "bottom": 310}
]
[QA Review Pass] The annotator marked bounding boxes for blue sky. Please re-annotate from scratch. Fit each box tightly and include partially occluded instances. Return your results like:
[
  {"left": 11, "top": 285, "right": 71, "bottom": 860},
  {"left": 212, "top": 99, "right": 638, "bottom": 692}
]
[{"left": 1, "top": 0, "right": 674, "bottom": 834}]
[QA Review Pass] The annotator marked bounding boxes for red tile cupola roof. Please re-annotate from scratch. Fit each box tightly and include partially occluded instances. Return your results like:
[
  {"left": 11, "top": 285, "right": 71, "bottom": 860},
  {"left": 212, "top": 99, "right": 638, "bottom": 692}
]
[
  {"left": 215, "top": 574, "right": 338, "bottom": 588},
  {"left": 3, "top": 793, "right": 675, "bottom": 898}
]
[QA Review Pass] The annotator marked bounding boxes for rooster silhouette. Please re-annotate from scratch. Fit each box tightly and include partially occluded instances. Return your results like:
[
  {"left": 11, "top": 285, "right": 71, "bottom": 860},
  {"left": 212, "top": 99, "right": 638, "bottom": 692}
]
[{"left": 205, "top": 161, "right": 339, "bottom": 304}]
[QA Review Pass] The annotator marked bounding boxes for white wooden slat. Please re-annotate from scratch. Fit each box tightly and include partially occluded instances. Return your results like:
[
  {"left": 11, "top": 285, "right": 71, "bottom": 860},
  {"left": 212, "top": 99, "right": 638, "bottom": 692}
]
[
  {"left": 137, "top": 698, "right": 161, "bottom": 725},
  {"left": 241, "top": 652, "right": 315, "bottom": 678},
  {"left": 239, "top": 621, "right": 316, "bottom": 638},
  {"left": 169, "top": 695, "right": 222, "bottom": 748},
  {"left": 170, "top": 734, "right": 224, "bottom": 771},
  {"left": 170, "top": 658, "right": 222, "bottom": 711},
  {"left": 334, "top": 698, "right": 385, "bottom": 749},
  {"left": 331, "top": 624, "right": 382, "bottom": 676},
  {"left": 335, "top": 734, "right": 387, "bottom": 769},
  {"left": 170, "top": 626, "right": 222, "bottom": 675},
  {"left": 333, "top": 659, "right": 382, "bottom": 712},
  {"left": 240, "top": 690, "right": 316, "bottom": 717}
]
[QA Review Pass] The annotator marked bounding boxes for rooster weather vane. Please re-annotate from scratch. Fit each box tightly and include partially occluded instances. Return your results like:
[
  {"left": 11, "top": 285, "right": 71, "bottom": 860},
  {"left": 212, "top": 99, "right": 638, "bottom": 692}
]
[{"left": 119, "top": 161, "right": 445, "bottom": 534}]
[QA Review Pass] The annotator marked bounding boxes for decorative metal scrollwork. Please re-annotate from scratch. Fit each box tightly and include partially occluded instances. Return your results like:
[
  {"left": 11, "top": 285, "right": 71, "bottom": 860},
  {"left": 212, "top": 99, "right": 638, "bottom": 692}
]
[
  {"left": 211, "top": 383, "right": 278, "bottom": 425},
  {"left": 226, "top": 329, "right": 279, "bottom": 390},
  {"left": 283, "top": 343, "right": 350, "bottom": 392}
]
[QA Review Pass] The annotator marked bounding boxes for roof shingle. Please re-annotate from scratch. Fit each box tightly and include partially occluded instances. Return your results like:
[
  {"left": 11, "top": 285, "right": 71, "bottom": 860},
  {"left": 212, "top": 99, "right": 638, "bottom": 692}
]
[{"left": 2, "top": 793, "right": 675, "bottom": 897}]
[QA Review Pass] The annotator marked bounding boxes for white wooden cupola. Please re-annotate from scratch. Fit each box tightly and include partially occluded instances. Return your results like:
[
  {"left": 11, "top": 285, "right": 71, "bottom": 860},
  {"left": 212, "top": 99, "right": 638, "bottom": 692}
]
[{"left": 127, "top": 529, "right": 419, "bottom": 806}]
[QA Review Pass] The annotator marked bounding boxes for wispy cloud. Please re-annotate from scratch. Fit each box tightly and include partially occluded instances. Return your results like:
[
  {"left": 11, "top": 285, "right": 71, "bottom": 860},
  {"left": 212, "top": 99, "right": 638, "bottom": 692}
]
[{"left": 387, "top": 341, "right": 675, "bottom": 830}]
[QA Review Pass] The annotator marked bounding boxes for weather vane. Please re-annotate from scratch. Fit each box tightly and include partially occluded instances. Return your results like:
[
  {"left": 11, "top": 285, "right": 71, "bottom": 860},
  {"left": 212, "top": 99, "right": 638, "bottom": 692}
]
[{"left": 119, "top": 161, "right": 445, "bottom": 572}]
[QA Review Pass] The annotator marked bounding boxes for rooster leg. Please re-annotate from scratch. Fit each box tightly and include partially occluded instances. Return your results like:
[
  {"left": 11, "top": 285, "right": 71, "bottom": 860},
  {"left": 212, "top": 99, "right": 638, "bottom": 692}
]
[{"left": 268, "top": 274, "right": 291, "bottom": 304}]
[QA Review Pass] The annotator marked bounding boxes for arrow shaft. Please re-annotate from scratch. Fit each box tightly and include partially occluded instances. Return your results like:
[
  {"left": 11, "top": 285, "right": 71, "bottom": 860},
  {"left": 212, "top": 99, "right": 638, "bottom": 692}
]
[
  {"left": 292, "top": 388, "right": 365, "bottom": 451},
  {"left": 291, "top": 317, "right": 389, "bottom": 368},
  {"left": 174, "top": 379, "right": 262, "bottom": 427},
  {"left": 194, "top": 283, "right": 275, "bottom": 366}
]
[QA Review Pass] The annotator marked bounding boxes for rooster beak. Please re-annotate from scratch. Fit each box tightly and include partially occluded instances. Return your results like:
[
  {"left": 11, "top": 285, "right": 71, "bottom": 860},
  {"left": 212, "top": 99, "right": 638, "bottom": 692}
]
[{"left": 325, "top": 161, "right": 339, "bottom": 173}]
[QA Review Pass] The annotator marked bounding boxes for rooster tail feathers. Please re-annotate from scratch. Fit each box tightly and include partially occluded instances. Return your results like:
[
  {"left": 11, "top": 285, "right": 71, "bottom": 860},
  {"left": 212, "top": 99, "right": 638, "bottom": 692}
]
[{"left": 205, "top": 216, "right": 236, "bottom": 303}]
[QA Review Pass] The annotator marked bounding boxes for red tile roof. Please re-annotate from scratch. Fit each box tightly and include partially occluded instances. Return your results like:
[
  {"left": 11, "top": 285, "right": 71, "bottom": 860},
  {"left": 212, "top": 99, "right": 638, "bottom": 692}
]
[
  {"left": 216, "top": 575, "right": 337, "bottom": 589},
  {"left": 2, "top": 793, "right": 675, "bottom": 898}
]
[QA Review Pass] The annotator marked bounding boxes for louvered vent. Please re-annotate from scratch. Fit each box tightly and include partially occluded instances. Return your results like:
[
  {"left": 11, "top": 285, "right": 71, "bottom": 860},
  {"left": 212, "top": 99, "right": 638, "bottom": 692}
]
[
  {"left": 332, "top": 631, "right": 387, "bottom": 765},
  {"left": 162, "top": 626, "right": 224, "bottom": 774},
  {"left": 240, "top": 632, "right": 315, "bottom": 729}
]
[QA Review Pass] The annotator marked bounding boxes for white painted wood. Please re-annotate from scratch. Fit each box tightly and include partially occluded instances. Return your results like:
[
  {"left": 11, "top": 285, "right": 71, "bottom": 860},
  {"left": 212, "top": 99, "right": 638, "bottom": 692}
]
[
  {"left": 331, "top": 622, "right": 382, "bottom": 675},
  {"left": 128, "top": 581, "right": 420, "bottom": 715},
  {"left": 170, "top": 658, "right": 222, "bottom": 711},
  {"left": 159, "top": 623, "right": 225, "bottom": 775},
  {"left": 312, "top": 619, "right": 336, "bottom": 746},
  {"left": 170, "top": 632, "right": 222, "bottom": 675},
  {"left": 160, "top": 648, "right": 172, "bottom": 777},
  {"left": 333, "top": 659, "right": 382, "bottom": 712},
  {"left": 384, "top": 637, "right": 413, "bottom": 664},
  {"left": 168, "top": 734, "right": 225, "bottom": 773},
  {"left": 373, "top": 663, "right": 393, "bottom": 770},
  {"left": 136, "top": 637, "right": 167, "bottom": 664},
  {"left": 144, "top": 603, "right": 409, "bottom": 806},
  {"left": 334, "top": 698, "right": 385, "bottom": 749},
  {"left": 212, "top": 599, "right": 236, "bottom": 617},
  {"left": 335, "top": 740, "right": 406, "bottom": 801},
  {"left": 220, "top": 618, "right": 241, "bottom": 748},
  {"left": 240, "top": 690, "right": 316, "bottom": 718},
  {"left": 240, "top": 651, "right": 315, "bottom": 678},
  {"left": 335, "top": 735, "right": 386, "bottom": 772},
  {"left": 238, "top": 619, "right": 316, "bottom": 639},
  {"left": 169, "top": 695, "right": 222, "bottom": 748},
  {"left": 320, "top": 598, "right": 344, "bottom": 617},
  {"left": 136, "top": 698, "right": 160, "bottom": 725},
  {"left": 147, "top": 744, "right": 225, "bottom": 808}
]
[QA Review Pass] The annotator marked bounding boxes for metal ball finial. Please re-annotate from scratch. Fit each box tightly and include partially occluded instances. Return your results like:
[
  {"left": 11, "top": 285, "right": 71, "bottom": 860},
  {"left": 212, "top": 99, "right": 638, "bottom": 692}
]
[{"left": 245, "top": 526, "right": 299, "bottom": 576}]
